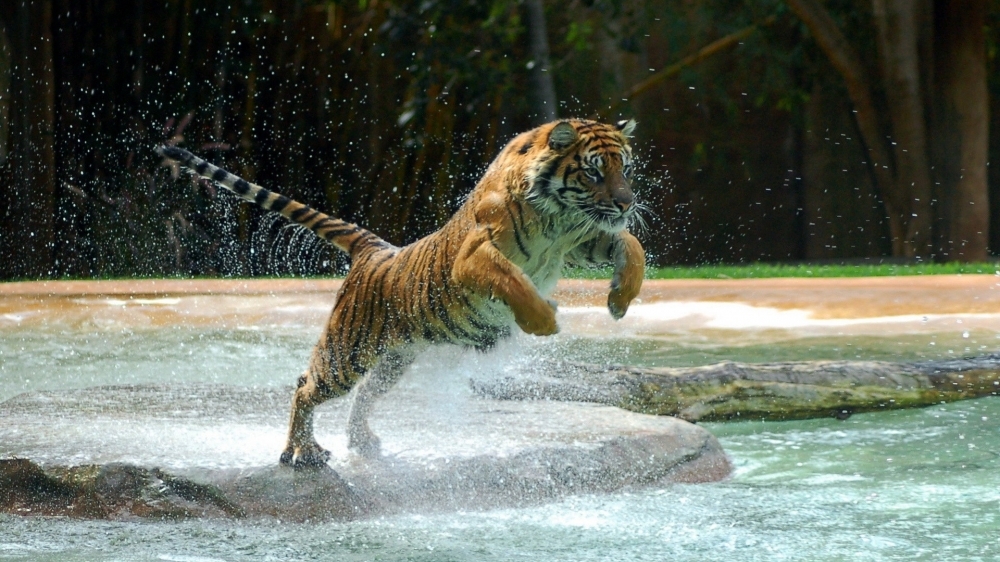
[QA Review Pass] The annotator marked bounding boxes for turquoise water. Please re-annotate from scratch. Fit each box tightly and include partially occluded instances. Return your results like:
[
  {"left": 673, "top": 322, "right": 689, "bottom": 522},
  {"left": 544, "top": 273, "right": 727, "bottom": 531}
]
[{"left": 2, "top": 318, "right": 999, "bottom": 560}]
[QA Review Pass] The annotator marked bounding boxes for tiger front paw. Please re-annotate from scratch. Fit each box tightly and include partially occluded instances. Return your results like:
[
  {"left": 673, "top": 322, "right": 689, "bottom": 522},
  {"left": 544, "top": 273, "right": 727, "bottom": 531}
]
[
  {"left": 607, "top": 292, "right": 631, "bottom": 320},
  {"left": 607, "top": 276, "right": 641, "bottom": 320},
  {"left": 607, "top": 231, "right": 644, "bottom": 320},
  {"left": 513, "top": 297, "right": 559, "bottom": 336}
]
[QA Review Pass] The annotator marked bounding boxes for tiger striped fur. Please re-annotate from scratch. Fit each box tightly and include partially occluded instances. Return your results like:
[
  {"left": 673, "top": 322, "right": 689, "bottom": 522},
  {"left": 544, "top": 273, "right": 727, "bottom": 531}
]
[{"left": 157, "top": 118, "right": 645, "bottom": 468}]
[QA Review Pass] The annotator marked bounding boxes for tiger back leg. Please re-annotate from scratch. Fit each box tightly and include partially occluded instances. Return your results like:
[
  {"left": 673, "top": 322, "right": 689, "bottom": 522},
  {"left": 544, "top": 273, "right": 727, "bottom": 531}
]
[
  {"left": 347, "top": 348, "right": 416, "bottom": 459},
  {"left": 279, "top": 371, "right": 338, "bottom": 467},
  {"left": 279, "top": 335, "right": 357, "bottom": 468}
]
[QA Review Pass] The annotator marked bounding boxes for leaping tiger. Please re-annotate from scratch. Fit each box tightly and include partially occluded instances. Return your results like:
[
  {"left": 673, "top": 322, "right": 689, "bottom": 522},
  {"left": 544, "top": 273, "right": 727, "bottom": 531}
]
[{"left": 157, "top": 118, "right": 645, "bottom": 468}]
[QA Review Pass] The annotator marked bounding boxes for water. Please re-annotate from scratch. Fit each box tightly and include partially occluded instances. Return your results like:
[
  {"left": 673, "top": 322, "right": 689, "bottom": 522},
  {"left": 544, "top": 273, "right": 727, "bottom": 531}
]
[{"left": 2, "top": 291, "right": 999, "bottom": 560}]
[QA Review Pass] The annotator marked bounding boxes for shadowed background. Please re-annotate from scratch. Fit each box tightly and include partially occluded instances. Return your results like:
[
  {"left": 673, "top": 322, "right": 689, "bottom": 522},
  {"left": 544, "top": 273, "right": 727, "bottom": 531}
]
[{"left": 1, "top": 0, "right": 998, "bottom": 279}]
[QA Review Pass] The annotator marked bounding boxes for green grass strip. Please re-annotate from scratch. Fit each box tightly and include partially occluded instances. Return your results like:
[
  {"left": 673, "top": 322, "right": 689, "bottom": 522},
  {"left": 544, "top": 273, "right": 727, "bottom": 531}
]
[{"left": 7, "top": 262, "right": 999, "bottom": 283}]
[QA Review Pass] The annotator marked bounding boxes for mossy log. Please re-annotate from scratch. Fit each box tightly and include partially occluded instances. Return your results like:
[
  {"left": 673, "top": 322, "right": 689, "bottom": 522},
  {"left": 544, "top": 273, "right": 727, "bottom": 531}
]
[{"left": 470, "top": 354, "right": 1000, "bottom": 422}]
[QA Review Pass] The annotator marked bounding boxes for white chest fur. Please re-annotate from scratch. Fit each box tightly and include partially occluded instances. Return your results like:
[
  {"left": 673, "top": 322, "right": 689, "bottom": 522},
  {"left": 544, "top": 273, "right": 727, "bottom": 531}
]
[{"left": 518, "top": 218, "right": 595, "bottom": 297}]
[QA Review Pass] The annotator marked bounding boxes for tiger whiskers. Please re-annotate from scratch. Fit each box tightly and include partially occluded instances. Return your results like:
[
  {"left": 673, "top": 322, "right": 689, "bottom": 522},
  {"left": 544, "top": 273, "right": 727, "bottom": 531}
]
[{"left": 628, "top": 202, "right": 652, "bottom": 236}]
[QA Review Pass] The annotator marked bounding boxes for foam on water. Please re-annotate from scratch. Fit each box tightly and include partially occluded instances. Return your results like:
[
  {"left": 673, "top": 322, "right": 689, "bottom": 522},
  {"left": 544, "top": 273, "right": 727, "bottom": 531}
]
[{"left": 563, "top": 301, "right": 1000, "bottom": 335}]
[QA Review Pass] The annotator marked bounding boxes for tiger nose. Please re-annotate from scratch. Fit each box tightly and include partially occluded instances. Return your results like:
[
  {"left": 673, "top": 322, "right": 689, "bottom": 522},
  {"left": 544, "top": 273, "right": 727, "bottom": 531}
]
[{"left": 613, "top": 191, "right": 633, "bottom": 213}]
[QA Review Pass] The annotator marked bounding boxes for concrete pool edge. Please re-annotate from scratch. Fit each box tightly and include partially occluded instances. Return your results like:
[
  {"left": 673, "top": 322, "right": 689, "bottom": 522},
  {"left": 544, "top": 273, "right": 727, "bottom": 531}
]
[{"left": 4, "top": 275, "right": 1000, "bottom": 316}]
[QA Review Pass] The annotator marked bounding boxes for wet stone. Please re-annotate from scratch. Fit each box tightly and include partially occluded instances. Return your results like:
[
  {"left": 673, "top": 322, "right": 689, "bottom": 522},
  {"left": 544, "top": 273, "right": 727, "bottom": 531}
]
[
  {"left": 0, "top": 459, "right": 240, "bottom": 519},
  {"left": 0, "top": 382, "right": 729, "bottom": 521}
]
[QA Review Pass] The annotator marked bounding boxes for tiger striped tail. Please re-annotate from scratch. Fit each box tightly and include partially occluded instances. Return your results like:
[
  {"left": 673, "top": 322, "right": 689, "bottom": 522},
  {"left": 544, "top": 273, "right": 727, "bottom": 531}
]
[{"left": 157, "top": 146, "right": 392, "bottom": 257}]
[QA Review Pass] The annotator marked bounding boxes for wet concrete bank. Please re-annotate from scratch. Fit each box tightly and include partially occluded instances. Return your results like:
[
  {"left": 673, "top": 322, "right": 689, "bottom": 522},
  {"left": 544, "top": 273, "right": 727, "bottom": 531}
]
[
  {"left": 5, "top": 276, "right": 1000, "bottom": 336},
  {"left": 5, "top": 274, "right": 1000, "bottom": 317}
]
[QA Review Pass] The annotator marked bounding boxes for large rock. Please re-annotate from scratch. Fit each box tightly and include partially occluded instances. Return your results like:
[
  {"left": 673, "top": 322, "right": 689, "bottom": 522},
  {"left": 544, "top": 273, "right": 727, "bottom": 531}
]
[
  {"left": 0, "top": 372, "right": 729, "bottom": 521},
  {"left": 0, "top": 459, "right": 246, "bottom": 519}
]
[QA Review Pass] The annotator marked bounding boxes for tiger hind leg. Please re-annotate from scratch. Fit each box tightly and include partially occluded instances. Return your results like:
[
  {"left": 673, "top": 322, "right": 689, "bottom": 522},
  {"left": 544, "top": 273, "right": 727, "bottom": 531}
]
[
  {"left": 280, "top": 372, "right": 336, "bottom": 468},
  {"left": 347, "top": 348, "right": 415, "bottom": 459}
]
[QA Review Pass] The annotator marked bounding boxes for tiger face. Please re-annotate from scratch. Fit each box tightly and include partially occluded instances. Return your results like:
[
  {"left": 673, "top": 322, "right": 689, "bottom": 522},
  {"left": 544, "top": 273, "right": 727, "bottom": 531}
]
[{"left": 526, "top": 119, "right": 638, "bottom": 233}]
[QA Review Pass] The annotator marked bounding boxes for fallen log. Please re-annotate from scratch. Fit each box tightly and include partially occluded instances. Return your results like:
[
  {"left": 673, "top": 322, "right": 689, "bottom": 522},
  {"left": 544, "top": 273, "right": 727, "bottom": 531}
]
[{"left": 470, "top": 354, "right": 1000, "bottom": 422}]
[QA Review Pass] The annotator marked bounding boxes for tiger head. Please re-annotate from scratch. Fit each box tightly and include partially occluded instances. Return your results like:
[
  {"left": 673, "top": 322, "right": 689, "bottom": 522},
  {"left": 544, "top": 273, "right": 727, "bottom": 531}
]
[{"left": 523, "top": 118, "right": 638, "bottom": 233}]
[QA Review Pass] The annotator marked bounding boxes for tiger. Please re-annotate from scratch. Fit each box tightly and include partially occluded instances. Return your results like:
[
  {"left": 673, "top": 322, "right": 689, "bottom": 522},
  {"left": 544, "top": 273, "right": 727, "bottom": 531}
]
[{"left": 157, "top": 118, "right": 645, "bottom": 468}]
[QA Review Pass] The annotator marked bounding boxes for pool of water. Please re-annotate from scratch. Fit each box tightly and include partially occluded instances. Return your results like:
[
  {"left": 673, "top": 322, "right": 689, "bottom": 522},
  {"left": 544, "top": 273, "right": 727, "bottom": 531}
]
[{"left": 2, "top": 291, "right": 999, "bottom": 561}]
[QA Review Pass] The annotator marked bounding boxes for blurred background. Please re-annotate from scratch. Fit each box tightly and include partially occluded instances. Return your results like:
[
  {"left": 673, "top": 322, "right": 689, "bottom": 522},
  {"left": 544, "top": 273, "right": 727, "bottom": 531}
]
[{"left": 0, "top": 0, "right": 997, "bottom": 280}]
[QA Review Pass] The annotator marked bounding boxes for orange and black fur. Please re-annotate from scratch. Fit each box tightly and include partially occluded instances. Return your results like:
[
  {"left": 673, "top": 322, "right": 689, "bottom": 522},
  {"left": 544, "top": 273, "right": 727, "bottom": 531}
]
[{"left": 157, "top": 119, "right": 645, "bottom": 467}]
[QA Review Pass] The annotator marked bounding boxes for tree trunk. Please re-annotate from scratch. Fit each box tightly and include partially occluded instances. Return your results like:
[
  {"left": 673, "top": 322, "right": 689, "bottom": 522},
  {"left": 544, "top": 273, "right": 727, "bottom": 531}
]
[
  {"left": 930, "top": 0, "right": 989, "bottom": 261},
  {"left": 524, "top": 0, "right": 557, "bottom": 124},
  {"left": 472, "top": 355, "right": 1000, "bottom": 422},
  {"left": 802, "top": 81, "right": 888, "bottom": 258},
  {"left": 872, "top": 0, "right": 934, "bottom": 258},
  {"left": 0, "top": 24, "right": 10, "bottom": 167},
  {"left": 785, "top": 0, "right": 905, "bottom": 255},
  {"left": 0, "top": 0, "right": 56, "bottom": 279}
]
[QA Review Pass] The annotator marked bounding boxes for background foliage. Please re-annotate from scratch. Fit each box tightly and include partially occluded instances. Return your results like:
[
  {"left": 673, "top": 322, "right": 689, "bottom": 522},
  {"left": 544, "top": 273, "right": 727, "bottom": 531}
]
[{"left": 1, "top": 0, "right": 998, "bottom": 279}]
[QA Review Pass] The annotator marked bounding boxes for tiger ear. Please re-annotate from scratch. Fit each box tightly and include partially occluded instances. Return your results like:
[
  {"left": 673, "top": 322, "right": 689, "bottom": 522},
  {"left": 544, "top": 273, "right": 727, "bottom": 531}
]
[
  {"left": 616, "top": 119, "right": 637, "bottom": 137},
  {"left": 548, "top": 122, "right": 578, "bottom": 151}
]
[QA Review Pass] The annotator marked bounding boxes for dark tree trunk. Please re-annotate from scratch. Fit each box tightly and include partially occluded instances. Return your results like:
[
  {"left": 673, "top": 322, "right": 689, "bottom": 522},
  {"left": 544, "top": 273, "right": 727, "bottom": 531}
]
[
  {"left": 802, "top": 82, "right": 888, "bottom": 259},
  {"left": 785, "top": 0, "right": 904, "bottom": 255},
  {"left": 0, "top": 0, "right": 56, "bottom": 279},
  {"left": 789, "top": 0, "right": 991, "bottom": 261},
  {"left": 872, "top": 0, "right": 933, "bottom": 258},
  {"left": 931, "top": 0, "right": 989, "bottom": 261},
  {"left": 524, "top": 0, "right": 557, "bottom": 124},
  {"left": 0, "top": 24, "right": 10, "bottom": 168}
]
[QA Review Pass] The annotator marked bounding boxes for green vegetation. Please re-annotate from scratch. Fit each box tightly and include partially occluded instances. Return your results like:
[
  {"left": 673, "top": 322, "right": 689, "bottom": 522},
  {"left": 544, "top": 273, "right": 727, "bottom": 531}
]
[
  {"left": 7, "top": 262, "right": 997, "bottom": 284},
  {"left": 2, "top": 0, "right": 998, "bottom": 279},
  {"left": 567, "top": 262, "right": 1000, "bottom": 280}
]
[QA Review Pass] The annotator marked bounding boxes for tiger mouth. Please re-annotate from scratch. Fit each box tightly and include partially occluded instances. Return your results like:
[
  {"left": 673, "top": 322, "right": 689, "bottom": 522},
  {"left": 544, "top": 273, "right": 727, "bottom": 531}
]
[
  {"left": 603, "top": 216, "right": 630, "bottom": 232},
  {"left": 582, "top": 206, "right": 633, "bottom": 232}
]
